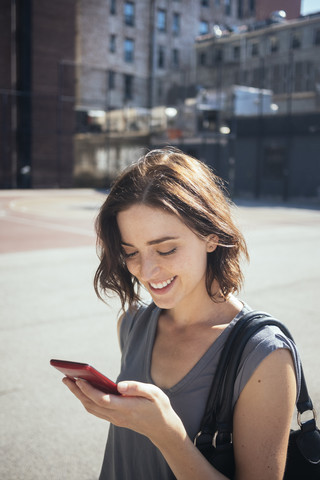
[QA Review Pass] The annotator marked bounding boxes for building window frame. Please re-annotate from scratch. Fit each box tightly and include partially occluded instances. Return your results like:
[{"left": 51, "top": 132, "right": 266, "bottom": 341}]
[
  {"left": 172, "top": 48, "right": 180, "bottom": 67},
  {"left": 124, "top": 38, "right": 134, "bottom": 62},
  {"left": 158, "top": 45, "right": 166, "bottom": 69},
  {"left": 251, "top": 41, "right": 259, "bottom": 56},
  {"left": 269, "top": 36, "right": 279, "bottom": 53},
  {"left": 199, "top": 20, "right": 209, "bottom": 35},
  {"left": 157, "top": 9, "right": 167, "bottom": 32},
  {"left": 124, "top": 1, "right": 135, "bottom": 27},
  {"left": 172, "top": 12, "right": 180, "bottom": 35},
  {"left": 225, "top": 0, "right": 231, "bottom": 16},
  {"left": 291, "top": 31, "right": 301, "bottom": 49},
  {"left": 110, "top": 0, "right": 116, "bottom": 15},
  {"left": 108, "top": 70, "right": 115, "bottom": 90},
  {"left": 124, "top": 74, "right": 134, "bottom": 101},
  {"left": 109, "top": 34, "right": 116, "bottom": 53},
  {"left": 214, "top": 48, "right": 223, "bottom": 63},
  {"left": 233, "top": 44, "right": 240, "bottom": 60},
  {"left": 199, "top": 52, "right": 207, "bottom": 66}
]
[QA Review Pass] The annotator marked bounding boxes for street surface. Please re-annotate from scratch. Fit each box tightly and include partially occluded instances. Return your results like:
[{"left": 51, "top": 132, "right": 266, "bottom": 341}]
[{"left": 0, "top": 189, "right": 319, "bottom": 480}]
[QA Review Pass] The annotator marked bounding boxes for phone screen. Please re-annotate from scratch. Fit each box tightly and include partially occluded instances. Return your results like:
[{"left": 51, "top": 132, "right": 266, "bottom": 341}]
[{"left": 50, "top": 359, "right": 119, "bottom": 395}]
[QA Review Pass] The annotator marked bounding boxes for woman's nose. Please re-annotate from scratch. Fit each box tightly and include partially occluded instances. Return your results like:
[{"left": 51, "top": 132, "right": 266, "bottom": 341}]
[{"left": 139, "top": 255, "right": 160, "bottom": 282}]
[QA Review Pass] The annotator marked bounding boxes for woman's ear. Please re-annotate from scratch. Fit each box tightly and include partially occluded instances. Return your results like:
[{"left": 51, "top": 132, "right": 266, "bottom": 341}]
[{"left": 206, "top": 234, "right": 219, "bottom": 253}]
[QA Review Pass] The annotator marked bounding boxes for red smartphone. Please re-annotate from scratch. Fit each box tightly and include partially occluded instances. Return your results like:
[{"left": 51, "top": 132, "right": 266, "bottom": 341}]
[{"left": 50, "top": 359, "right": 120, "bottom": 395}]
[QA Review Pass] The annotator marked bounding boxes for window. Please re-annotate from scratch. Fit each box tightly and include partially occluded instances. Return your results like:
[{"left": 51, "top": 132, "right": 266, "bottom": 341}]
[
  {"left": 269, "top": 36, "right": 279, "bottom": 53},
  {"left": 109, "top": 34, "right": 116, "bottom": 53},
  {"left": 315, "top": 29, "right": 320, "bottom": 45},
  {"left": 238, "top": 0, "right": 243, "bottom": 18},
  {"left": 291, "top": 32, "right": 301, "bottom": 49},
  {"left": 305, "top": 61, "right": 313, "bottom": 91},
  {"left": 199, "top": 20, "right": 209, "bottom": 35},
  {"left": 124, "top": 38, "right": 134, "bottom": 62},
  {"left": 294, "top": 61, "right": 304, "bottom": 92},
  {"left": 172, "top": 12, "right": 180, "bottom": 35},
  {"left": 158, "top": 45, "right": 165, "bottom": 68},
  {"left": 198, "top": 52, "right": 206, "bottom": 66},
  {"left": 201, "top": 0, "right": 209, "bottom": 6},
  {"left": 124, "top": 74, "right": 133, "bottom": 101},
  {"left": 225, "top": 0, "right": 231, "bottom": 16},
  {"left": 124, "top": 2, "right": 135, "bottom": 26},
  {"left": 233, "top": 45, "right": 240, "bottom": 60},
  {"left": 157, "top": 9, "right": 166, "bottom": 32},
  {"left": 251, "top": 42, "right": 259, "bottom": 56},
  {"left": 108, "top": 71, "right": 115, "bottom": 89},
  {"left": 110, "top": 0, "right": 116, "bottom": 15},
  {"left": 172, "top": 48, "right": 179, "bottom": 67},
  {"left": 214, "top": 48, "right": 223, "bottom": 62}
]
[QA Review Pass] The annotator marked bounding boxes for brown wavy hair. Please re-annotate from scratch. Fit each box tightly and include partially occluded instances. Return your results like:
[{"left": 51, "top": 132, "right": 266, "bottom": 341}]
[{"left": 94, "top": 148, "right": 249, "bottom": 310}]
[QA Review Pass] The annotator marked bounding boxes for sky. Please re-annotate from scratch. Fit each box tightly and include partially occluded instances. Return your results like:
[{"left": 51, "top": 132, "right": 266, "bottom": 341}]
[{"left": 300, "top": 0, "right": 320, "bottom": 15}]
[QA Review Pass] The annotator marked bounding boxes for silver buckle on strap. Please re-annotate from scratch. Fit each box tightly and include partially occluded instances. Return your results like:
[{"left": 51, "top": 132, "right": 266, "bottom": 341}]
[{"left": 297, "top": 408, "right": 317, "bottom": 427}]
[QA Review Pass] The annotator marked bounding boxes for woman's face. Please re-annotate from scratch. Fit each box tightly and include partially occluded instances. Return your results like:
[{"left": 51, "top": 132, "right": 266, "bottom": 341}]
[{"left": 117, "top": 204, "right": 216, "bottom": 311}]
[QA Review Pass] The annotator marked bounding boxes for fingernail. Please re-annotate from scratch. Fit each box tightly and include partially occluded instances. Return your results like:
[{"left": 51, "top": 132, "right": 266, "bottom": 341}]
[{"left": 117, "top": 382, "right": 128, "bottom": 392}]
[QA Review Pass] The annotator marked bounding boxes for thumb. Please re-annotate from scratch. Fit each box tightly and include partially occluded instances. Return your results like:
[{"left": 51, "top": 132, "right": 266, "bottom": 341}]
[{"left": 117, "top": 381, "right": 160, "bottom": 400}]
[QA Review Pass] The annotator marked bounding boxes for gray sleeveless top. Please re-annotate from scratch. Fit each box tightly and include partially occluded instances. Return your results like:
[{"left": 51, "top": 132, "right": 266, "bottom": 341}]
[{"left": 99, "top": 303, "right": 301, "bottom": 480}]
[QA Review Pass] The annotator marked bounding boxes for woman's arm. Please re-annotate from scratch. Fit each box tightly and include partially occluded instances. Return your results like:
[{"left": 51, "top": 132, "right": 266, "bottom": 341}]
[
  {"left": 232, "top": 348, "right": 297, "bottom": 480},
  {"left": 62, "top": 347, "right": 296, "bottom": 480}
]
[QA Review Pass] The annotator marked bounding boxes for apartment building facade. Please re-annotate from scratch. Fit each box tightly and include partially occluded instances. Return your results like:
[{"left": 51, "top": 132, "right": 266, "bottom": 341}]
[
  {"left": 195, "top": 13, "right": 320, "bottom": 115},
  {"left": 75, "top": 0, "right": 262, "bottom": 112},
  {"left": 164, "top": 12, "right": 320, "bottom": 200},
  {"left": 0, "top": 0, "right": 304, "bottom": 188}
]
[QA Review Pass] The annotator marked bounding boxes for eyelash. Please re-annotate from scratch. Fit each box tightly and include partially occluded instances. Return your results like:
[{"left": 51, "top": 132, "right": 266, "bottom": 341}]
[
  {"left": 123, "top": 248, "right": 177, "bottom": 259},
  {"left": 123, "top": 251, "right": 137, "bottom": 259},
  {"left": 159, "top": 248, "right": 176, "bottom": 256}
]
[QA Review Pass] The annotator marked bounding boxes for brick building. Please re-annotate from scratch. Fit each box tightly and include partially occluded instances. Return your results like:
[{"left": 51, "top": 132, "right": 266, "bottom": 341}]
[
  {"left": 0, "top": 0, "right": 76, "bottom": 188},
  {"left": 254, "top": 0, "right": 301, "bottom": 21}
]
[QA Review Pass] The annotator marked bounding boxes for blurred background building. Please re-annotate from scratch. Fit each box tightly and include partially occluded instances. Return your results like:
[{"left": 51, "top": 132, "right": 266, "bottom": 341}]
[{"left": 0, "top": 0, "right": 319, "bottom": 200}]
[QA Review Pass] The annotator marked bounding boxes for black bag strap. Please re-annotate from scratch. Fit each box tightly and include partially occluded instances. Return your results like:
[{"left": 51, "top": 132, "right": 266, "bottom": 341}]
[{"left": 198, "top": 310, "right": 315, "bottom": 444}]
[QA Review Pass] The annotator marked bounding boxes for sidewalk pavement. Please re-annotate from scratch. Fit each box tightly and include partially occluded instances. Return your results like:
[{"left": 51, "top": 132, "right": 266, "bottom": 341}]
[{"left": 0, "top": 189, "right": 319, "bottom": 479}]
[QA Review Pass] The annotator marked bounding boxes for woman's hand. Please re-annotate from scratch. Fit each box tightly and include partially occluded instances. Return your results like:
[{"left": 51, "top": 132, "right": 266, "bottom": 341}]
[
  {"left": 62, "top": 377, "right": 186, "bottom": 447},
  {"left": 63, "top": 377, "right": 229, "bottom": 479}
]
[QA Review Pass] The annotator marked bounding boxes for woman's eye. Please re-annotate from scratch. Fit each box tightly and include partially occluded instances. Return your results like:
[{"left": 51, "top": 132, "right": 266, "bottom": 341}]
[
  {"left": 158, "top": 248, "right": 177, "bottom": 256},
  {"left": 123, "top": 251, "right": 137, "bottom": 259}
]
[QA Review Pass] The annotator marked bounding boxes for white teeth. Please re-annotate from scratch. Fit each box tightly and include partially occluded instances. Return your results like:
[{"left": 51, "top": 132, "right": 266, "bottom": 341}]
[{"left": 150, "top": 277, "right": 175, "bottom": 289}]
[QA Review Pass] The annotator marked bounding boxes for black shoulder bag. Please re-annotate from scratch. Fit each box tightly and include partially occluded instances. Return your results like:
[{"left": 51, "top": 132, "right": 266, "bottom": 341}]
[{"left": 194, "top": 311, "right": 320, "bottom": 479}]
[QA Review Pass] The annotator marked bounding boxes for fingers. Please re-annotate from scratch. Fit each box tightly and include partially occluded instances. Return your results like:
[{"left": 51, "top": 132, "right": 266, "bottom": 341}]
[
  {"left": 63, "top": 377, "right": 114, "bottom": 405},
  {"left": 61, "top": 377, "right": 172, "bottom": 434},
  {"left": 62, "top": 377, "right": 118, "bottom": 421}
]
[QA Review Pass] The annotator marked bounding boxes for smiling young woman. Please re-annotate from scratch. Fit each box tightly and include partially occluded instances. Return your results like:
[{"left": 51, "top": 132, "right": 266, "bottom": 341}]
[
  {"left": 94, "top": 148, "right": 248, "bottom": 310},
  {"left": 63, "top": 148, "right": 299, "bottom": 480}
]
